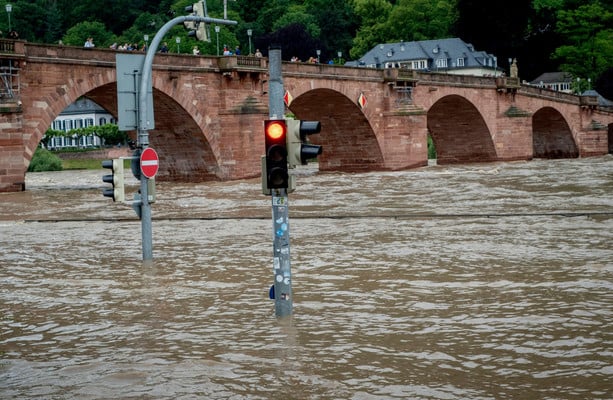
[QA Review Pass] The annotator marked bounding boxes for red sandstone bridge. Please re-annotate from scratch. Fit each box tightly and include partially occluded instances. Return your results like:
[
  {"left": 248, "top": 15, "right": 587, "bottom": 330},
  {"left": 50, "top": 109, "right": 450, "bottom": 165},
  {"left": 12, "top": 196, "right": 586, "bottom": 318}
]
[{"left": 1, "top": 40, "right": 612, "bottom": 192}]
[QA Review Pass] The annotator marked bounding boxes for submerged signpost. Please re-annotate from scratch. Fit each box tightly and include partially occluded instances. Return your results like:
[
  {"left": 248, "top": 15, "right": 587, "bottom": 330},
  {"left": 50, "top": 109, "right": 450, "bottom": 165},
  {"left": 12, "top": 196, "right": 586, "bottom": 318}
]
[
  {"left": 116, "top": 14, "right": 237, "bottom": 262},
  {"left": 266, "top": 46, "right": 293, "bottom": 317}
]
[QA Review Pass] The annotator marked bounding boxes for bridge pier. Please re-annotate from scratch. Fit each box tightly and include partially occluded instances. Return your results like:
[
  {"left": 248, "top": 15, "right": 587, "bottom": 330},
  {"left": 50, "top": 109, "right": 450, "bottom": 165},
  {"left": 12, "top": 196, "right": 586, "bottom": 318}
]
[{"left": 0, "top": 105, "right": 26, "bottom": 192}]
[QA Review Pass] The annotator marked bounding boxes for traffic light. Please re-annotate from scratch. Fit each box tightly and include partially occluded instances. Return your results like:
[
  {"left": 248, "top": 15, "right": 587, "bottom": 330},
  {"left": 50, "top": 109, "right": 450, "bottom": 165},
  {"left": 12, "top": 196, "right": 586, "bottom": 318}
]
[
  {"left": 102, "top": 159, "right": 125, "bottom": 202},
  {"left": 286, "top": 119, "right": 322, "bottom": 168},
  {"left": 264, "top": 119, "right": 289, "bottom": 189},
  {"left": 184, "top": 1, "right": 210, "bottom": 42}
]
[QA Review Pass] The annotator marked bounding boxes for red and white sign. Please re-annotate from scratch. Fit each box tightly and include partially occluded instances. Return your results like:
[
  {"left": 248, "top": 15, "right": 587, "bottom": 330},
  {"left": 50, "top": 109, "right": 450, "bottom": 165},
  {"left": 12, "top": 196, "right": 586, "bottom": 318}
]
[
  {"left": 140, "top": 147, "right": 159, "bottom": 179},
  {"left": 284, "top": 90, "right": 293, "bottom": 107},
  {"left": 357, "top": 92, "right": 367, "bottom": 109}
]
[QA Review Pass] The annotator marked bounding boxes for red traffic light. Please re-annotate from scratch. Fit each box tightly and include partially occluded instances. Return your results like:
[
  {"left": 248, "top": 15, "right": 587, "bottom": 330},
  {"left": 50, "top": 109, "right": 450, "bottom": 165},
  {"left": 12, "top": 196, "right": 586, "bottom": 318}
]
[
  {"left": 264, "top": 120, "right": 289, "bottom": 189},
  {"left": 265, "top": 120, "right": 287, "bottom": 141}
]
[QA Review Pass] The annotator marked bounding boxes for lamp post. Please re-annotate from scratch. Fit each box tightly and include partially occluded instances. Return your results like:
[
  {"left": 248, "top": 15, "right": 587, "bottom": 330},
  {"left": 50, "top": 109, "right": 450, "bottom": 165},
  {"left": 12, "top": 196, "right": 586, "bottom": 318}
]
[
  {"left": 493, "top": 56, "right": 497, "bottom": 77},
  {"left": 5, "top": 4, "right": 12, "bottom": 33},
  {"left": 316, "top": 49, "right": 320, "bottom": 63},
  {"left": 247, "top": 29, "right": 252, "bottom": 55},
  {"left": 175, "top": 36, "right": 180, "bottom": 53},
  {"left": 144, "top": 34, "right": 149, "bottom": 51},
  {"left": 215, "top": 25, "right": 220, "bottom": 56},
  {"left": 337, "top": 51, "right": 342, "bottom": 65}
]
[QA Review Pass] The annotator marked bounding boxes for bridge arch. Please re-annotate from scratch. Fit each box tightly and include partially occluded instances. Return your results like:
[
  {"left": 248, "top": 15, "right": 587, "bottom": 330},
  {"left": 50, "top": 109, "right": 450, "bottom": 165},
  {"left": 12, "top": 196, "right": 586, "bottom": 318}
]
[
  {"left": 288, "top": 88, "right": 384, "bottom": 172},
  {"left": 22, "top": 68, "right": 117, "bottom": 166},
  {"left": 427, "top": 94, "right": 497, "bottom": 164},
  {"left": 532, "top": 106, "right": 578, "bottom": 158}
]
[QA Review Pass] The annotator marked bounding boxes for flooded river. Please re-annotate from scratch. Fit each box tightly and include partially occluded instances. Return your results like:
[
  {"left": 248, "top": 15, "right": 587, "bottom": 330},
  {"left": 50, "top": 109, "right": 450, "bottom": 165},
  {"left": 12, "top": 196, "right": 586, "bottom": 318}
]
[{"left": 1, "top": 156, "right": 612, "bottom": 399}]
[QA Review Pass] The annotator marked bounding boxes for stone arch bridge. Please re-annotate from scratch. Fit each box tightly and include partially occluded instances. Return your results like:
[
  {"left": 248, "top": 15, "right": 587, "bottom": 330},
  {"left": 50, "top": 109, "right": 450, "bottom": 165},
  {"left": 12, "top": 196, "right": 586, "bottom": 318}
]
[{"left": 1, "top": 41, "right": 612, "bottom": 192}]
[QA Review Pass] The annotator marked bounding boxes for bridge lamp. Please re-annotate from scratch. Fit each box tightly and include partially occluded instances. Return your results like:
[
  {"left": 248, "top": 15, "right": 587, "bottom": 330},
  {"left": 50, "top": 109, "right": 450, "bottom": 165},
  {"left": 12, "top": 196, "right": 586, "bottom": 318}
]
[
  {"left": 337, "top": 51, "right": 342, "bottom": 65},
  {"left": 316, "top": 49, "right": 320, "bottom": 63},
  {"left": 247, "top": 29, "right": 252, "bottom": 55},
  {"left": 214, "top": 26, "right": 220, "bottom": 56},
  {"left": 5, "top": 4, "right": 11, "bottom": 32},
  {"left": 144, "top": 34, "right": 149, "bottom": 50},
  {"left": 176, "top": 36, "right": 181, "bottom": 53}
]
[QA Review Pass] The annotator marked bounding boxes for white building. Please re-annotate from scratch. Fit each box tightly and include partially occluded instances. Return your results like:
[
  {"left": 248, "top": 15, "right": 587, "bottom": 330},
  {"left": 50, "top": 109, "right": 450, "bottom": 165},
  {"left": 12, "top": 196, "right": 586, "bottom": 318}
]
[
  {"left": 348, "top": 37, "right": 500, "bottom": 76},
  {"left": 47, "top": 97, "right": 116, "bottom": 149}
]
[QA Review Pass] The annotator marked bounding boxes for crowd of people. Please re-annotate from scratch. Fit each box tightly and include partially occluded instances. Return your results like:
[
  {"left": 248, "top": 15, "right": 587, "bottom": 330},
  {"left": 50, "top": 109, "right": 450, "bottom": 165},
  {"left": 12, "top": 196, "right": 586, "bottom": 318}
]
[{"left": 80, "top": 36, "right": 329, "bottom": 63}]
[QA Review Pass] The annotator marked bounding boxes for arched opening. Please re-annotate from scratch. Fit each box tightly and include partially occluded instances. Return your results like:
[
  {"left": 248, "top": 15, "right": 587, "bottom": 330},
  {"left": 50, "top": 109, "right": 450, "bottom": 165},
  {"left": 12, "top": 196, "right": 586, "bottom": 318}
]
[
  {"left": 289, "top": 88, "right": 384, "bottom": 172},
  {"left": 427, "top": 95, "right": 496, "bottom": 164},
  {"left": 532, "top": 107, "right": 578, "bottom": 158}
]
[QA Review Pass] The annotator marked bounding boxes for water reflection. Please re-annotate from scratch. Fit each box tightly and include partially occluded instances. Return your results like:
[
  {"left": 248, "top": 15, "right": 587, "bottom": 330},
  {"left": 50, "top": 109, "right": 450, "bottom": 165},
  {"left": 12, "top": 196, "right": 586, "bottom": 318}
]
[{"left": 1, "top": 156, "right": 612, "bottom": 399}]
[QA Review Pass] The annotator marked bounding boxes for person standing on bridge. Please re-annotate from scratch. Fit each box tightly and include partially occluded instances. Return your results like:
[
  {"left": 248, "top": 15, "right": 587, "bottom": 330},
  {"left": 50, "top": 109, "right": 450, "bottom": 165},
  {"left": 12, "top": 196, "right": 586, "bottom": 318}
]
[{"left": 84, "top": 37, "right": 94, "bottom": 48}]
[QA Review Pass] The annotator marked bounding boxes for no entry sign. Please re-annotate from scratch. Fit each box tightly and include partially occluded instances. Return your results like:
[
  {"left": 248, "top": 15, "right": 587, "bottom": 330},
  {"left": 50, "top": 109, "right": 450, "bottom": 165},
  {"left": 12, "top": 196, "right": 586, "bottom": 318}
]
[{"left": 140, "top": 147, "right": 159, "bottom": 179}]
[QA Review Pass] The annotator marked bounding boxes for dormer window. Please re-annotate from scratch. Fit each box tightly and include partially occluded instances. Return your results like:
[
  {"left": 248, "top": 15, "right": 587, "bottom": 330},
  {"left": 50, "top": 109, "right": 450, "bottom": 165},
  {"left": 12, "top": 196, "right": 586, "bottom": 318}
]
[{"left": 433, "top": 45, "right": 439, "bottom": 54}]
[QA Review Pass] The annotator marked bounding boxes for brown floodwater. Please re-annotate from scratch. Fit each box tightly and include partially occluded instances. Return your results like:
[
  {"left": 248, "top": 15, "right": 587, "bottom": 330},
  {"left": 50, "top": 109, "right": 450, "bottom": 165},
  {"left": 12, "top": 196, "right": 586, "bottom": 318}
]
[{"left": 1, "top": 156, "right": 612, "bottom": 399}]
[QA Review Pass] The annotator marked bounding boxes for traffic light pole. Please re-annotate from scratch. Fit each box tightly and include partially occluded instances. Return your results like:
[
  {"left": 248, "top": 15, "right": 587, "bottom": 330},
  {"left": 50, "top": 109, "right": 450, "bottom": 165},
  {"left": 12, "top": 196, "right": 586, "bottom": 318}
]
[
  {"left": 136, "top": 14, "right": 236, "bottom": 262},
  {"left": 267, "top": 46, "right": 293, "bottom": 317}
]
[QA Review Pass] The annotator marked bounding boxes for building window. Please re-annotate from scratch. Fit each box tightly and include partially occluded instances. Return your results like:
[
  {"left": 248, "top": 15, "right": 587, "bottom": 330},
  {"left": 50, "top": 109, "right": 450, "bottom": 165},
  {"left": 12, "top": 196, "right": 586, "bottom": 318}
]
[
  {"left": 436, "top": 58, "right": 447, "bottom": 68},
  {"left": 456, "top": 58, "right": 464, "bottom": 67}
]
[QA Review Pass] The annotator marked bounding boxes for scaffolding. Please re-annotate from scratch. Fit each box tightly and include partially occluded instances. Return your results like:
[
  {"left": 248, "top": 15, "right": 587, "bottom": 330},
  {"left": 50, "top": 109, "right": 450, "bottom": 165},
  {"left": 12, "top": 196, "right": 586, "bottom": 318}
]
[{"left": 0, "top": 39, "right": 20, "bottom": 101}]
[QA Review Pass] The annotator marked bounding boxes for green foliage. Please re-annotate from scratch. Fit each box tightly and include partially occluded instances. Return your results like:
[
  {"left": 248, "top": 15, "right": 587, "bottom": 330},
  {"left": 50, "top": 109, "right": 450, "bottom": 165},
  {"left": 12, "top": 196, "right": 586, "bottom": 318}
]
[
  {"left": 351, "top": 0, "right": 393, "bottom": 59},
  {"left": 62, "top": 21, "right": 115, "bottom": 47},
  {"left": 28, "top": 148, "right": 63, "bottom": 172},
  {"left": 383, "top": 0, "right": 458, "bottom": 42},
  {"left": 92, "top": 124, "right": 129, "bottom": 146},
  {"left": 273, "top": 5, "right": 320, "bottom": 38},
  {"left": 42, "top": 124, "right": 128, "bottom": 148},
  {"left": 553, "top": 1, "right": 613, "bottom": 83},
  {"left": 428, "top": 135, "right": 437, "bottom": 160}
]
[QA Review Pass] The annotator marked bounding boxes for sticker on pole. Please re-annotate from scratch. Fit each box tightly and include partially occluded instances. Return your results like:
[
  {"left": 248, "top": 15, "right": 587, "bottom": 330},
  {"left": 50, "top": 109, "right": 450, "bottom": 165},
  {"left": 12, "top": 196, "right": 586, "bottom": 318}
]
[{"left": 140, "top": 147, "right": 159, "bottom": 179}]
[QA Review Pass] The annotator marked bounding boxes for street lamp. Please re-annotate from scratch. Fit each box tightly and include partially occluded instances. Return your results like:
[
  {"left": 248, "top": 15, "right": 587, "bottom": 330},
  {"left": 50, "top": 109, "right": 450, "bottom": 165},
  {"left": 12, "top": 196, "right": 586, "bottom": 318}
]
[
  {"left": 247, "top": 29, "right": 252, "bottom": 55},
  {"left": 5, "top": 4, "right": 12, "bottom": 33},
  {"left": 215, "top": 25, "right": 220, "bottom": 56},
  {"left": 176, "top": 36, "right": 180, "bottom": 53},
  {"left": 316, "top": 49, "right": 321, "bottom": 63},
  {"left": 337, "top": 51, "right": 342, "bottom": 65},
  {"left": 144, "top": 34, "right": 149, "bottom": 51}
]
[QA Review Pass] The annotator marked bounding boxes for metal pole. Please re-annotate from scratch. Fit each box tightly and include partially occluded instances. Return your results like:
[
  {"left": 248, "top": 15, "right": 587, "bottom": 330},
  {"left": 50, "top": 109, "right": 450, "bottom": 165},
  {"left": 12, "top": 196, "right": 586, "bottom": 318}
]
[
  {"left": 137, "top": 15, "right": 236, "bottom": 261},
  {"left": 268, "top": 46, "right": 292, "bottom": 317}
]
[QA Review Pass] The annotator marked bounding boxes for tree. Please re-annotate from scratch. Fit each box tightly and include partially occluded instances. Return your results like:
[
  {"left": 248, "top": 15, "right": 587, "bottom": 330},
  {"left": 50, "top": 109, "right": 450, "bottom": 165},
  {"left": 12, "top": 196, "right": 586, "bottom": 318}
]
[
  {"left": 95, "top": 124, "right": 129, "bottom": 146},
  {"left": 383, "top": 0, "right": 457, "bottom": 42},
  {"left": 41, "top": 129, "right": 65, "bottom": 149},
  {"left": 304, "top": 0, "right": 358, "bottom": 62},
  {"left": 553, "top": 1, "right": 613, "bottom": 83},
  {"left": 62, "top": 21, "right": 115, "bottom": 48},
  {"left": 256, "top": 23, "right": 322, "bottom": 62},
  {"left": 273, "top": 5, "right": 320, "bottom": 39},
  {"left": 594, "top": 67, "right": 613, "bottom": 100},
  {"left": 455, "top": 0, "right": 534, "bottom": 77},
  {"left": 350, "top": 0, "right": 393, "bottom": 59}
]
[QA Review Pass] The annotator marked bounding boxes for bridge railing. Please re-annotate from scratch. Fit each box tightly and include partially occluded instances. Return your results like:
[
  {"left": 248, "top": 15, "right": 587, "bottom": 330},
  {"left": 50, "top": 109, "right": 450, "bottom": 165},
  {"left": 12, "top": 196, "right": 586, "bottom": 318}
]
[
  {"left": 219, "top": 55, "right": 267, "bottom": 70},
  {"left": 0, "top": 39, "right": 15, "bottom": 54}
]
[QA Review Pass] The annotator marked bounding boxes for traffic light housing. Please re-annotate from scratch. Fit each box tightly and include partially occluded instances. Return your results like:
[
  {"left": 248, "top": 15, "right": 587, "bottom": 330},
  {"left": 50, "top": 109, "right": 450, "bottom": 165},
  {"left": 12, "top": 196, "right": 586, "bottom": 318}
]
[
  {"left": 286, "top": 119, "right": 322, "bottom": 168},
  {"left": 264, "top": 119, "right": 289, "bottom": 190},
  {"left": 102, "top": 159, "right": 125, "bottom": 202},
  {"left": 184, "top": 1, "right": 210, "bottom": 42}
]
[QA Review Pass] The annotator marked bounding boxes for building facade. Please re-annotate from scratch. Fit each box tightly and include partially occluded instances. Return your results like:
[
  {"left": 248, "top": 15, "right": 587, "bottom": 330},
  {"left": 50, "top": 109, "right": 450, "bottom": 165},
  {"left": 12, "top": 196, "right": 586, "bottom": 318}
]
[
  {"left": 46, "top": 97, "right": 116, "bottom": 149},
  {"left": 349, "top": 37, "right": 500, "bottom": 76}
]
